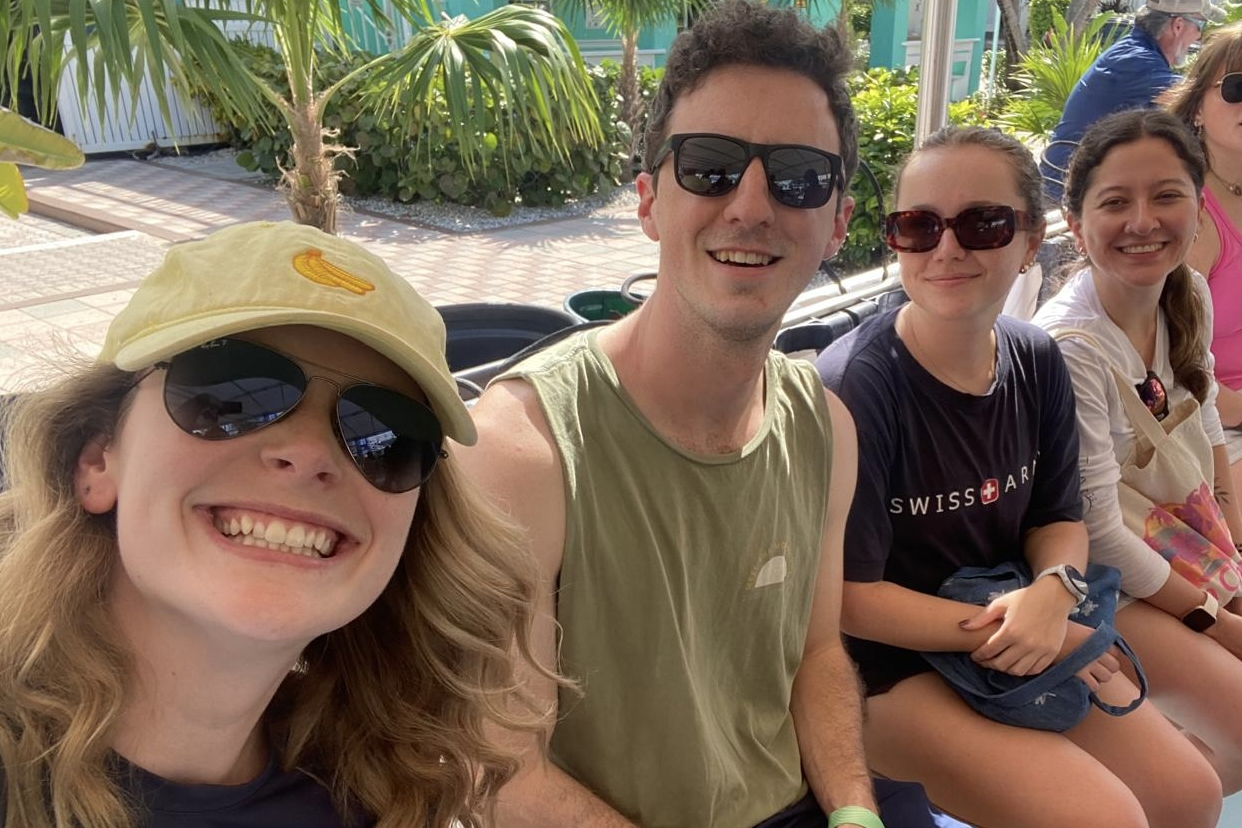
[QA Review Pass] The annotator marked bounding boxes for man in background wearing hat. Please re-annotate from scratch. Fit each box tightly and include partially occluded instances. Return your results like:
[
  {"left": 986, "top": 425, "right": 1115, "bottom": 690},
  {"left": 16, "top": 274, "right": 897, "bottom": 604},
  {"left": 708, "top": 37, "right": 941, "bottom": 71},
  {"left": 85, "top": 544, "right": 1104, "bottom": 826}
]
[{"left": 1041, "top": 0, "right": 1225, "bottom": 203}]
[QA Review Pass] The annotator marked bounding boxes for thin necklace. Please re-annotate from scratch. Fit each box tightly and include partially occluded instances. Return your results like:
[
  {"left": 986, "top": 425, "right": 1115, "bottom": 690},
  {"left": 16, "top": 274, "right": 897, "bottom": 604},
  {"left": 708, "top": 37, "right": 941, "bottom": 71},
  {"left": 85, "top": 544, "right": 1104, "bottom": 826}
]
[
  {"left": 904, "top": 315, "right": 995, "bottom": 395},
  {"left": 1211, "top": 169, "right": 1242, "bottom": 197}
]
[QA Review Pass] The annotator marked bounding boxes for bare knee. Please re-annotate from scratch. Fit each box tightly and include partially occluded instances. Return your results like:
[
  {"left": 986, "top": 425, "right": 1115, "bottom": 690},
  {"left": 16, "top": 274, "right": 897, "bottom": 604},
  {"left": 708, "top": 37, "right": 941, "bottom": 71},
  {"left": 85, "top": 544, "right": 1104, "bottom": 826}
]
[
  {"left": 1137, "top": 761, "right": 1222, "bottom": 828},
  {"left": 1066, "top": 790, "right": 1147, "bottom": 828}
]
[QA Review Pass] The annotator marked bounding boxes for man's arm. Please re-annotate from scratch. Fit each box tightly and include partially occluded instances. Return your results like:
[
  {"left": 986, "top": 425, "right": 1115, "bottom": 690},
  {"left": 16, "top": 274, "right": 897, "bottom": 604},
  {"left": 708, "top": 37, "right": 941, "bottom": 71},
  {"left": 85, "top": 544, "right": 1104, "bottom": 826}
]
[
  {"left": 455, "top": 379, "right": 638, "bottom": 828},
  {"left": 789, "top": 391, "right": 877, "bottom": 820}
]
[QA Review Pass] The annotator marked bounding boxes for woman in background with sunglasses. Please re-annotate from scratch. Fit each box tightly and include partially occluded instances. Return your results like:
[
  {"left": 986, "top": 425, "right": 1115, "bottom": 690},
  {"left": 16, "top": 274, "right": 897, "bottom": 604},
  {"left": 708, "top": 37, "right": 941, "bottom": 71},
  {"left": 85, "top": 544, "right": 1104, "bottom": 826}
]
[
  {"left": 1033, "top": 108, "right": 1242, "bottom": 795},
  {"left": 0, "top": 221, "right": 550, "bottom": 828},
  {"left": 818, "top": 125, "right": 1221, "bottom": 828},
  {"left": 1162, "top": 21, "right": 1242, "bottom": 506}
]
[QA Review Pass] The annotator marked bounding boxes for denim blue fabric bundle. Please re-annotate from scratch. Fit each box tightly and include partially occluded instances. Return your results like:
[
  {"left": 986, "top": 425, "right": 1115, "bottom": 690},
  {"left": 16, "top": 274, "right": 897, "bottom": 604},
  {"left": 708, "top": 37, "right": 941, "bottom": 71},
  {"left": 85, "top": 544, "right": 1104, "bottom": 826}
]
[{"left": 922, "top": 562, "right": 1148, "bottom": 732}]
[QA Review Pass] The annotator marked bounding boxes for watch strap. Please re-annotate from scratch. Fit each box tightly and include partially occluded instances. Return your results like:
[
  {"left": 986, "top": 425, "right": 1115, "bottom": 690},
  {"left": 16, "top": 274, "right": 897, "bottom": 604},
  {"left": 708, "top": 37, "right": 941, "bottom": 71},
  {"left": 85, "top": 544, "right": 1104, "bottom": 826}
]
[
  {"left": 1034, "top": 564, "right": 1087, "bottom": 604},
  {"left": 1181, "top": 592, "right": 1220, "bottom": 631}
]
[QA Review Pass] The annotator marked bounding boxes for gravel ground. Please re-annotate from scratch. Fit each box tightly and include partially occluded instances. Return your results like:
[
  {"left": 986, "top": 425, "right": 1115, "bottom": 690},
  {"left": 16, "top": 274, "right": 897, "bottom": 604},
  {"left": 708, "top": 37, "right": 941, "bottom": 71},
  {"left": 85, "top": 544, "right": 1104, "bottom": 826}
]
[{"left": 153, "top": 147, "right": 640, "bottom": 233}]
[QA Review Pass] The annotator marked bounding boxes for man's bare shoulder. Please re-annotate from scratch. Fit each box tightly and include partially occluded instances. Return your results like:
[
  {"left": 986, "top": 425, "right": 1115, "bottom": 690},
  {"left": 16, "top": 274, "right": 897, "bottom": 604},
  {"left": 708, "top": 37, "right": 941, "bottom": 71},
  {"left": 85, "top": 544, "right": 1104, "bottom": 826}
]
[
  {"left": 455, "top": 378, "right": 567, "bottom": 571},
  {"left": 456, "top": 378, "right": 561, "bottom": 484}
]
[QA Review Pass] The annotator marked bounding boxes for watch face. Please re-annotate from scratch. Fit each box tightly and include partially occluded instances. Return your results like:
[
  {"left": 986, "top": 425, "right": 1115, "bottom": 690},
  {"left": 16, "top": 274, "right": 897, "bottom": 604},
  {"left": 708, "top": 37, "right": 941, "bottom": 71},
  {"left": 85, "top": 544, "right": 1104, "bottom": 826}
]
[{"left": 1183, "top": 608, "right": 1217, "bottom": 633}]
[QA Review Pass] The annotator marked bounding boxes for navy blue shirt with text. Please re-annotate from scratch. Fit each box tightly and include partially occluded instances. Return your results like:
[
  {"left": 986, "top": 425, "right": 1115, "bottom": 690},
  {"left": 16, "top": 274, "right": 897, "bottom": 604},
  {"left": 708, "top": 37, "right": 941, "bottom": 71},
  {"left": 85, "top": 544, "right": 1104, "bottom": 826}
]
[{"left": 816, "top": 310, "right": 1083, "bottom": 694}]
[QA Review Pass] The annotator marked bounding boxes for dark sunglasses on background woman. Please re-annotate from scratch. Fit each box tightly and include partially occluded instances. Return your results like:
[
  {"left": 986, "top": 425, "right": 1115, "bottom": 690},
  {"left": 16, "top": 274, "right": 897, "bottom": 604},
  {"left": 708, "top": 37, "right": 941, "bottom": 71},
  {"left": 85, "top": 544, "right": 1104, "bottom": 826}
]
[
  {"left": 884, "top": 205, "right": 1042, "bottom": 253},
  {"left": 1215, "top": 72, "right": 1242, "bottom": 104}
]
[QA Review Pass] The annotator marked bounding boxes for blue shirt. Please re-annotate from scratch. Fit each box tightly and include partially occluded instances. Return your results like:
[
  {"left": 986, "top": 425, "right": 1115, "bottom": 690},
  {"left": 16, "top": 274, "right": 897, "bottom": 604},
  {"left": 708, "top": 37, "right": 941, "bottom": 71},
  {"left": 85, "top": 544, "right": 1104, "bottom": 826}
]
[
  {"left": 816, "top": 310, "right": 1083, "bottom": 694},
  {"left": 1041, "top": 26, "right": 1178, "bottom": 203}
]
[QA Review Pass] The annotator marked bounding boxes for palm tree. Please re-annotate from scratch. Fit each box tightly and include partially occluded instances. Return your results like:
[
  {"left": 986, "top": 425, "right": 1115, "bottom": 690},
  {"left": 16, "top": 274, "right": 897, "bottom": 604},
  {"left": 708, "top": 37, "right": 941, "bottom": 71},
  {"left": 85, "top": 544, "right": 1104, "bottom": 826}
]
[
  {"left": 0, "top": 107, "right": 84, "bottom": 219},
  {"left": 2, "top": 0, "right": 603, "bottom": 233},
  {"left": 997, "top": 0, "right": 1029, "bottom": 59},
  {"left": 554, "top": 0, "right": 687, "bottom": 134},
  {"left": 1066, "top": 0, "right": 1103, "bottom": 31}
]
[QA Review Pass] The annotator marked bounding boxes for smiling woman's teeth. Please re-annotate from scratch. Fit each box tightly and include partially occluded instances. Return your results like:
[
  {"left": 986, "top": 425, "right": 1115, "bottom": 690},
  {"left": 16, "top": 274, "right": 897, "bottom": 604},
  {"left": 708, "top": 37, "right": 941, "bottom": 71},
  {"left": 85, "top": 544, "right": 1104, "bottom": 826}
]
[
  {"left": 213, "top": 515, "right": 337, "bottom": 558},
  {"left": 1121, "top": 243, "right": 1163, "bottom": 254}
]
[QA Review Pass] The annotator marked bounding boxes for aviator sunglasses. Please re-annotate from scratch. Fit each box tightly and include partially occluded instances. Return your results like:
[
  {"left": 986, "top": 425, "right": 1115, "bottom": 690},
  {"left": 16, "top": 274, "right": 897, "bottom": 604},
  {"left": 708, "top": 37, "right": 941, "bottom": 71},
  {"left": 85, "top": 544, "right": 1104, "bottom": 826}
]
[
  {"left": 145, "top": 337, "right": 445, "bottom": 493},
  {"left": 652, "top": 133, "right": 844, "bottom": 209},
  {"left": 1181, "top": 15, "right": 1208, "bottom": 33},
  {"left": 885, "top": 205, "right": 1042, "bottom": 253},
  {"left": 1215, "top": 72, "right": 1242, "bottom": 104}
]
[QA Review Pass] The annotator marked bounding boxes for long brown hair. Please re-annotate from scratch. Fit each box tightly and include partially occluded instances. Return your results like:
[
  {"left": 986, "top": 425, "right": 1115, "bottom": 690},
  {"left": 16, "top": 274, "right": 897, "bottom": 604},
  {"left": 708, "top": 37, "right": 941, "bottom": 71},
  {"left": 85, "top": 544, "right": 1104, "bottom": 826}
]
[
  {"left": 1161, "top": 21, "right": 1242, "bottom": 168},
  {"left": 0, "top": 360, "right": 555, "bottom": 828},
  {"left": 1062, "top": 108, "right": 1212, "bottom": 403}
]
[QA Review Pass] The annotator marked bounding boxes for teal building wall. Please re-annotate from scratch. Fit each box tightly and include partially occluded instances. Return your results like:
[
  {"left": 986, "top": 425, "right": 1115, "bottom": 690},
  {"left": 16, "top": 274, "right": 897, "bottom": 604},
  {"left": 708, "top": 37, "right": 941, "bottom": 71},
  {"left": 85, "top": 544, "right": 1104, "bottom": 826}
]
[{"left": 870, "top": 0, "right": 989, "bottom": 99}]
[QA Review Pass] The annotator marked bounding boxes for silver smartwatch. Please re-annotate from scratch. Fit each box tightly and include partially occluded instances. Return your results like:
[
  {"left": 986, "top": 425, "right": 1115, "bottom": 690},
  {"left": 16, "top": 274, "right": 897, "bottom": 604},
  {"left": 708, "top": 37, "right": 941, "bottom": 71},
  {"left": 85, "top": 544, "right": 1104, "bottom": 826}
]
[{"left": 1034, "top": 564, "right": 1090, "bottom": 605}]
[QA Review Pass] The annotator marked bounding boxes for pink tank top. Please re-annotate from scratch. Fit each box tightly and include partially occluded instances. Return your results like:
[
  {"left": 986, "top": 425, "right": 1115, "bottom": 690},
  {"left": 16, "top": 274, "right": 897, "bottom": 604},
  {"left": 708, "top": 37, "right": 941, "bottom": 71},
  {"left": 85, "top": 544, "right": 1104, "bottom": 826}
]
[{"left": 1203, "top": 186, "right": 1242, "bottom": 389}]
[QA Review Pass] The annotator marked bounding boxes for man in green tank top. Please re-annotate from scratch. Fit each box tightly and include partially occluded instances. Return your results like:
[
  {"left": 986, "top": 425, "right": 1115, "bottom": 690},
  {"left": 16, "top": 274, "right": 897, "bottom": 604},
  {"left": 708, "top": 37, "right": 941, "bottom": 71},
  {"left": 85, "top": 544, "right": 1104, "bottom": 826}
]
[{"left": 459, "top": 4, "right": 962, "bottom": 827}]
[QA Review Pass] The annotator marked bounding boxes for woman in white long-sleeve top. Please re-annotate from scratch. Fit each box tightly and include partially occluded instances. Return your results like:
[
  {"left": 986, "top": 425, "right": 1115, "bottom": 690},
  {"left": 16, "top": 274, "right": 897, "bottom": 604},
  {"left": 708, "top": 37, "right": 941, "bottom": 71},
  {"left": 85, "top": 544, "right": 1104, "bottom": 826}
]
[{"left": 1033, "top": 107, "right": 1242, "bottom": 795}]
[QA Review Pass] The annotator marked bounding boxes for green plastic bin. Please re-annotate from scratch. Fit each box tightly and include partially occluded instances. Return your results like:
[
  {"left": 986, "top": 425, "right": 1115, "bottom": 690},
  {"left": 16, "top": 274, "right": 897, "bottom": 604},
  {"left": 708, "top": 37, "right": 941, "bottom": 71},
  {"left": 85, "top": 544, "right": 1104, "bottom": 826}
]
[{"left": 563, "top": 289, "right": 641, "bottom": 323}]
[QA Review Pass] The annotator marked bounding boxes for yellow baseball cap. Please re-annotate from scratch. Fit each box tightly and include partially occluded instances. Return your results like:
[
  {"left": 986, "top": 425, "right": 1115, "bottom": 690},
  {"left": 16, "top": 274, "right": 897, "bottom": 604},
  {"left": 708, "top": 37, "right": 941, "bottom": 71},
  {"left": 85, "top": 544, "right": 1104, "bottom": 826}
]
[{"left": 99, "top": 220, "right": 475, "bottom": 445}]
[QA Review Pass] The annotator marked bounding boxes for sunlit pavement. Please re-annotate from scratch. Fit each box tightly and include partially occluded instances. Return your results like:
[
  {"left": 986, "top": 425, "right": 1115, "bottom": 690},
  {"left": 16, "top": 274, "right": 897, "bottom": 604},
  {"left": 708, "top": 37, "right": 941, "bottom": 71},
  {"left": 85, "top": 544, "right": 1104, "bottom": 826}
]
[{"left": 0, "top": 157, "right": 658, "bottom": 392}]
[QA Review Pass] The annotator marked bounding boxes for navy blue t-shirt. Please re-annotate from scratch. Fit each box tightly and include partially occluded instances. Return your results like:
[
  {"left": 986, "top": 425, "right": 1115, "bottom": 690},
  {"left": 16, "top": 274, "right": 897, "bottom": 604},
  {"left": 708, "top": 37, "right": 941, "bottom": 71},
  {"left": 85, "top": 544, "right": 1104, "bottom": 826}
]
[
  {"left": 816, "top": 309, "right": 1083, "bottom": 694},
  {"left": 2, "top": 752, "right": 370, "bottom": 828}
]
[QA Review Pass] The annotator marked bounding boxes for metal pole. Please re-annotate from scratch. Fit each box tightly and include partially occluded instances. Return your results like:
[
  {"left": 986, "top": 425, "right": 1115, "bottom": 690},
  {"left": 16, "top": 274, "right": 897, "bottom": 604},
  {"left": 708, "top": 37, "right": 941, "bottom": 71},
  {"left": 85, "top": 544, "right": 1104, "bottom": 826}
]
[
  {"left": 914, "top": 0, "right": 959, "bottom": 147},
  {"left": 987, "top": 2, "right": 1002, "bottom": 104}
]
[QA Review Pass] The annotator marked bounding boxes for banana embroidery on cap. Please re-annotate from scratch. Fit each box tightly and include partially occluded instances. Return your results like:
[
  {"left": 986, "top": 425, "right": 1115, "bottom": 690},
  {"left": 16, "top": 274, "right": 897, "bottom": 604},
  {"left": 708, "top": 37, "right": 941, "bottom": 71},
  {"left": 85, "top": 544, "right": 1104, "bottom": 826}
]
[{"left": 291, "top": 249, "right": 375, "bottom": 295}]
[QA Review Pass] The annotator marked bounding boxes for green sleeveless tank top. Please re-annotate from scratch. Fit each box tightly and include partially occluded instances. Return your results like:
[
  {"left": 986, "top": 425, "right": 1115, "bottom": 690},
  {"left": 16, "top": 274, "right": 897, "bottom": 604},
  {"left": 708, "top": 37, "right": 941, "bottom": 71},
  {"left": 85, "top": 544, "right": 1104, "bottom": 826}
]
[{"left": 500, "top": 331, "right": 834, "bottom": 828}]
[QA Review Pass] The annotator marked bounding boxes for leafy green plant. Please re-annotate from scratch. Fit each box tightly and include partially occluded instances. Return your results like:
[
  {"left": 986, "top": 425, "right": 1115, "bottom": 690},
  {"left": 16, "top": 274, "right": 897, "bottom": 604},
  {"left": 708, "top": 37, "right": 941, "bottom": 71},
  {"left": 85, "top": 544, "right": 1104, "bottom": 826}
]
[
  {"left": 196, "top": 45, "right": 650, "bottom": 216},
  {"left": 0, "top": 108, "right": 84, "bottom": 219},
  {"left": 553, "top": 0, "right": 689, "bottom": 136},
  {"left": 849, "top": 0, "right": 874, "bottom": 36},
  {"left": 1029, "top": 0, "right": 1072, "bottom": 46},
  {"left": 5, "top": 0, "right": 601, "bottom": 233},
  {"left": 839, "top": 67, "right": 917, "bottom": 272},
  {"left": 998, "top": 9, "right": 1119, "bottom": 139}
]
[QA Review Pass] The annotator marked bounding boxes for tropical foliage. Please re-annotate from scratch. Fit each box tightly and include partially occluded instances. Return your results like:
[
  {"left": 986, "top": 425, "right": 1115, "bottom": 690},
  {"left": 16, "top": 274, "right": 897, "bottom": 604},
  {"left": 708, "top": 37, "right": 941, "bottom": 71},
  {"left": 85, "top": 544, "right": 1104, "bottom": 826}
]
[
  {"left": 997, "top": 9, "right": 1119, "bottom": 139},
  {"left": 1029, "top": 0, "right": 1072, "bottom": 45},
  {"left": 1, "top": 0, "right": 603, "bottom": 233},
  {"left": 0, "top": 108, "right": 84, "bottom": 219},
  {"left": 195, "top": 45, "right": 650, "bottom": 215},
  {"left": 553, "top": 0, "right": 692, "bottom": 137}
]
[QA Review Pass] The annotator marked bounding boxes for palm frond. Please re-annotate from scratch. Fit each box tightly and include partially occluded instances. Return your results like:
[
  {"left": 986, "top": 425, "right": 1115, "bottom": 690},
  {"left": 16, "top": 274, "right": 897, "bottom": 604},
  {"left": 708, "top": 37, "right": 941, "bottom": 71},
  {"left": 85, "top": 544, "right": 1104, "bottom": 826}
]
[
  {"left": 363, "top": 4, "right": 601, "bottom": 176},
  {"left": 3, "top": 1, "right": 276, "bottom": 131}
]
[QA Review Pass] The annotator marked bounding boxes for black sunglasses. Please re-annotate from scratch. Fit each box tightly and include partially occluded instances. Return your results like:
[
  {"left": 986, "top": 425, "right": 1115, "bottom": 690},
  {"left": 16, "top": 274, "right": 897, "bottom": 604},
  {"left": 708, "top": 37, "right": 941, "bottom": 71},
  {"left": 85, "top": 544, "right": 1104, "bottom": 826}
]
[
  {"left": 148, "top": 337, "right": 445, "bottom": 493},
  {"left": 885, "top": 205, "right": 1041, "bottom": 253},
  {"left": 1181, "top": 15, "right": 1207, "bottom": 32},
  {"left": 651, "top": 133, "right": 843, "bottom": 209},
  {"left": 1136, "top": 370, "right": 1170, "bottom": 422},
  {"left": 1215, "top": 72, "right": 1242, "bottom": 104}
]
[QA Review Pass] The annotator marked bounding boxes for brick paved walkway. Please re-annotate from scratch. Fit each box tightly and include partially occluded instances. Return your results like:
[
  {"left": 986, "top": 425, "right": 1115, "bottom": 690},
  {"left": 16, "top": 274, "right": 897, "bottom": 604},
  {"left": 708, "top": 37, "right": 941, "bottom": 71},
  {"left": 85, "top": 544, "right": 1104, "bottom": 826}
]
[{"left": 0, "top": 158, "right": 659, "bottom": 391}]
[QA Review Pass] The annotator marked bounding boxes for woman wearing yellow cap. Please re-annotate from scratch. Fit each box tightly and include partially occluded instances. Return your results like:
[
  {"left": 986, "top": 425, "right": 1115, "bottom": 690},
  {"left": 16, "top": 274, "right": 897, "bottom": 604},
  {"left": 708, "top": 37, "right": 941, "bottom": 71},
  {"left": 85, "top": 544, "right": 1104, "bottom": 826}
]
[{"left": 0, "top": 221, "right": 553, "bottom": 827}]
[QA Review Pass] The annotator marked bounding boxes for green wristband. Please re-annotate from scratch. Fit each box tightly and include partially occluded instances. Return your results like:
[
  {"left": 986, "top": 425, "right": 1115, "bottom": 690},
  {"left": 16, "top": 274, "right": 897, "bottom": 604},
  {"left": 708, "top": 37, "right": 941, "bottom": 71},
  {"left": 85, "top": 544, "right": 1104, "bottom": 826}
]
[{"left": 828, "top": 806, "right": 886, "bottom": 828}]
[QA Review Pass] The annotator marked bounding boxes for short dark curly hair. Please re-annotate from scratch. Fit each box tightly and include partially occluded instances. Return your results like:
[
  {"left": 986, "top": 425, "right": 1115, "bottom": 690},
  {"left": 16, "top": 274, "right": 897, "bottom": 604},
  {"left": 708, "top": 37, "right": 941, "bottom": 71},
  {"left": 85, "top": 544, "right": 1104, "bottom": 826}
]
[{"left": 640, "top": 0, "right": 858, "bottom": 197}]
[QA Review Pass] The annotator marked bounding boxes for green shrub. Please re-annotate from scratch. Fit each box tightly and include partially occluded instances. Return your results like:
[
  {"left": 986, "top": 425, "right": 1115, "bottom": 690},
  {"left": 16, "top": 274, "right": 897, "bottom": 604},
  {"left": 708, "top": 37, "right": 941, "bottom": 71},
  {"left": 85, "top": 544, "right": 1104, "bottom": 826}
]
[
  {"left": 997, "top": 10, "right": 1119, "bottom": 139},
  {"left": 190, "top": 41, "right": 652, "bottom": 215},
  {"left": 1029, "top": 0, "right": 1071, "bottom": 46}
]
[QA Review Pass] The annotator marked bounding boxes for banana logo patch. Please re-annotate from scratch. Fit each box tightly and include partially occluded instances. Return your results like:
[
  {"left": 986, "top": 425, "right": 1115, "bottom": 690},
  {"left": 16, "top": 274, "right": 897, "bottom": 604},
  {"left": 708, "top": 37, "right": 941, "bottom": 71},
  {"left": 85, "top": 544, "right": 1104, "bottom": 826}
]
[{"left": 292, "top": 249, "right": 375, "bottom": 295}]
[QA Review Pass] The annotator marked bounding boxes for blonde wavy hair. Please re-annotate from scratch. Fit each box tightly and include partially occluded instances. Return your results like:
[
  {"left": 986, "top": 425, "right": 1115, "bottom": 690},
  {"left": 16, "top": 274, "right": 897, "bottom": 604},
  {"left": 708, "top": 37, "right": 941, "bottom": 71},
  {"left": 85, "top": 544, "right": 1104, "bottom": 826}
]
[{"left": 0, "top": 360, "right": 553, "bottom": 828}]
